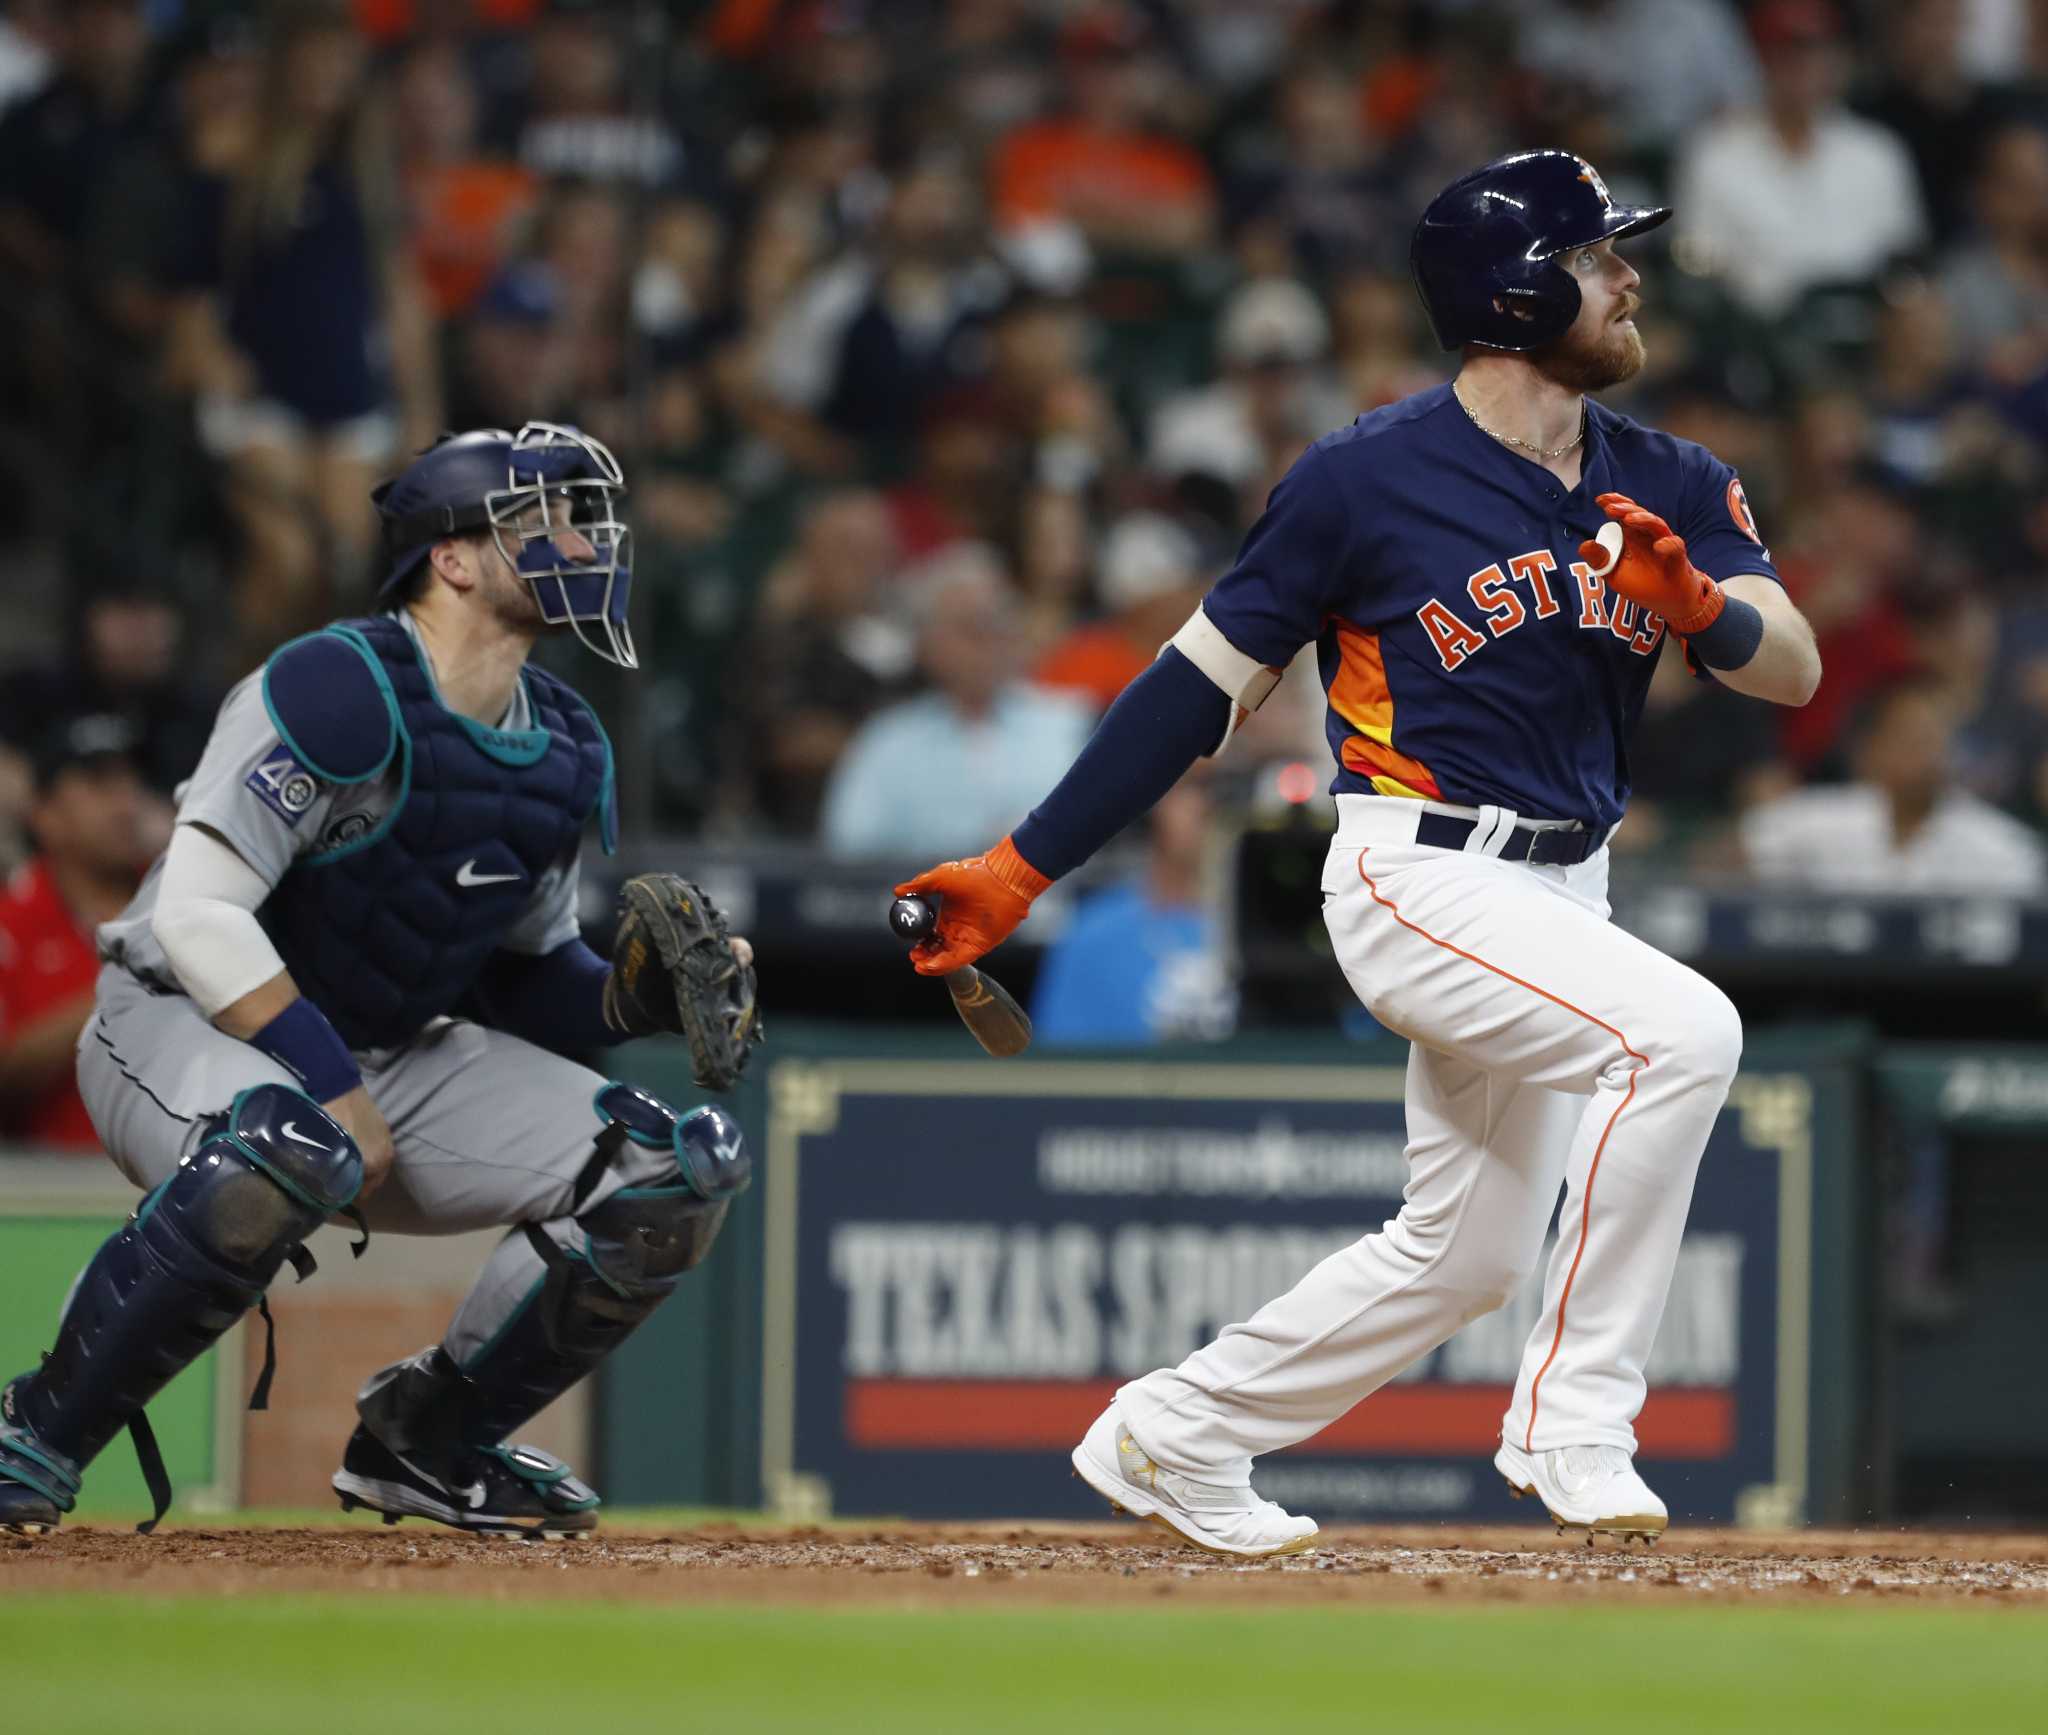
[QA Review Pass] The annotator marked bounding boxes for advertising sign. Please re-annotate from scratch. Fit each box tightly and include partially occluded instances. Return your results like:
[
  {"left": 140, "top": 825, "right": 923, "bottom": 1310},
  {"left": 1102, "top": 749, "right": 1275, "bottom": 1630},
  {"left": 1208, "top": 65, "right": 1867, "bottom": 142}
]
[{"left": 761, "top": 1060, "right": 1815, "bottom": 1527}]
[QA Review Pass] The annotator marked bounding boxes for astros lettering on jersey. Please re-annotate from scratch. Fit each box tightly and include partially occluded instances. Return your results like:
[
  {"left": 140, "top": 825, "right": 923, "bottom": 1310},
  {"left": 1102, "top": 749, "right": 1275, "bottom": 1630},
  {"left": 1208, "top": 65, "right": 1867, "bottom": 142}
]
[{"left": 1205, "top": 384, "right": 1778, "bottom": 830}]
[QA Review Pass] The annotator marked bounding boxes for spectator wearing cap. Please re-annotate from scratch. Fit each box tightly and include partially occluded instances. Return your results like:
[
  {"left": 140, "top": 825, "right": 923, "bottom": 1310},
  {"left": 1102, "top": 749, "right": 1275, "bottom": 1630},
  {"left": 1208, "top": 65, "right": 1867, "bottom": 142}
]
[
  {"left": 0, "top": 577, "right": 215, "bottom": 855},
  {"left": 1673, "top": 0, "right": 1927, "bottom": 318},
  {"left": 989, "top": 3, "right": 1216, "bottom": 261},
  {"left": 1148, "top": 278, "right": 1348, "bottom": 502},
  {"left": 1034, "top": 512, "right": 1207, "bottom": 715},
  {"left": 819, "top": 543, "right": 1092, "bottom": 858},
  {"left": 451, "top": 181, "right": 627, "bottom": 428},
  {"left": 0, "top": 714, "right": 147, "bottom": 1151}
]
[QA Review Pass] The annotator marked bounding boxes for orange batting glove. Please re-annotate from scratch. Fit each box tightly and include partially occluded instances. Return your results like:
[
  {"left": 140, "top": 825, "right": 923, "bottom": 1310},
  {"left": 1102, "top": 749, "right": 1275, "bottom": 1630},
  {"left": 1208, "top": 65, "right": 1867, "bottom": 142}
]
[
  {"left": 893, "top": 834, "right": 1052, "bottom": 976},
  {"left": 1581, "top": 492, "right": 1725, "bottom": 636}
]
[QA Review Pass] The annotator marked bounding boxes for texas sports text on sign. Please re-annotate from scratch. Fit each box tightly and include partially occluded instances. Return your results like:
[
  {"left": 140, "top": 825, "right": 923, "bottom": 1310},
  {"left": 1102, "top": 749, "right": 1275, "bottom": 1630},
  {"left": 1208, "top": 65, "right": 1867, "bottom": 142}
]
[{"left": 763, "top": 1062, "right": 1808, "bottom": 1525}]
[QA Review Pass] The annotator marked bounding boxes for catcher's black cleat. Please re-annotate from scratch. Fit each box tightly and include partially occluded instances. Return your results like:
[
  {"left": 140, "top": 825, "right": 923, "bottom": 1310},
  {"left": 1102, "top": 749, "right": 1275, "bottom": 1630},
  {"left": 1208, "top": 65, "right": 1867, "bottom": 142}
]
[
  {"left": 331, "top": 1425, "right": 599, "bottom": 1539},
  {"left": 0, "top": 1479, "right": 65, "bottom": 1536},
  {"left": 1, "top": 1378, "right": 77, "bottom": 1536}
]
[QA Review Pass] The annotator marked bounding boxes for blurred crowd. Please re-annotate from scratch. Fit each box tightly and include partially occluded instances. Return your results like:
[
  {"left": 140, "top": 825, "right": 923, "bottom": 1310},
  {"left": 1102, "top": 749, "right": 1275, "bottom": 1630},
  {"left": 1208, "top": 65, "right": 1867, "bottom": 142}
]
[{"left": 4, "top": 0, "right": 2048, "bottom": 1087}]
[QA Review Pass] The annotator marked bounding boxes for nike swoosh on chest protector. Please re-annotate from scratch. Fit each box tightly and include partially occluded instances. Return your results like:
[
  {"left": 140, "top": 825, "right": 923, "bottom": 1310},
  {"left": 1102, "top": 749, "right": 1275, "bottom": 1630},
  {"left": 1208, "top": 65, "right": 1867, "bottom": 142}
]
[{"left": 455, "top": 860, "right": 523, "bottom": 887}]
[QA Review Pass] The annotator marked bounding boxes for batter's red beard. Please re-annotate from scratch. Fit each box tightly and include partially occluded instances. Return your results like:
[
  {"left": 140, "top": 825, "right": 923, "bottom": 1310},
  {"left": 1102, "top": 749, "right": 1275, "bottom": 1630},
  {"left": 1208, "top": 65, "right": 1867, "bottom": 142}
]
[{"left": 1534, "top": 316, "right": 1647, "bottom": 393}]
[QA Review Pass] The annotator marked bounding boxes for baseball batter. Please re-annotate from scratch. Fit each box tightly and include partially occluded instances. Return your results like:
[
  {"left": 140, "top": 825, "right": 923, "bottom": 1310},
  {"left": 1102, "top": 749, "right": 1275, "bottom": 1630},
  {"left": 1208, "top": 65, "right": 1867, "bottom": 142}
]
[
  {"left": 0, "top": 422, "right": 759, "bottom": 1538},
  {"left": 896, "top": 153, "right": 1822, "bottom": 1555}
]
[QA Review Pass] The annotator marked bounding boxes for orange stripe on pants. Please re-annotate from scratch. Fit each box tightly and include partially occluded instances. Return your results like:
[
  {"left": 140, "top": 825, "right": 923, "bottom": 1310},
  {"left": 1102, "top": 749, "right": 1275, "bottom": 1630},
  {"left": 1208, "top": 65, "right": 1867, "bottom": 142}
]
[{"left": 1353, "top": 848, "right": 1648, "bottom": 1452}]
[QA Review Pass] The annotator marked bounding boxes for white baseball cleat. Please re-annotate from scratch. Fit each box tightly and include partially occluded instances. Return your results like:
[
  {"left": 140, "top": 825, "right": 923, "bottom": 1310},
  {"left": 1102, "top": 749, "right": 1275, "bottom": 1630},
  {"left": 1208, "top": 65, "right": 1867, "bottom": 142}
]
[
  {"left": 1495, "top": 1440, "right": 1668, "bottom": 1543},
  {"left": 1071, "top": 1403, "right": 1318, "bottom": 1560}
]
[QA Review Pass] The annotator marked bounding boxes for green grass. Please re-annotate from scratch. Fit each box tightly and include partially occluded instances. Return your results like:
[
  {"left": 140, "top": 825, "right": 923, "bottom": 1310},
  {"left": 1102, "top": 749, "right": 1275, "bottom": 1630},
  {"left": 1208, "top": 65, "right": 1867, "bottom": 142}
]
[{"left": 11, "top": 1595, "right": 2047, "bottom": 1735}]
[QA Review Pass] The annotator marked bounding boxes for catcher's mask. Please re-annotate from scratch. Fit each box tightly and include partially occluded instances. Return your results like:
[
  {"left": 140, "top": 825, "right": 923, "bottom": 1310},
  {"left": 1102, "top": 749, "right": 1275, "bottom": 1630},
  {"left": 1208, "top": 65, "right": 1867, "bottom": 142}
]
[{"left": 374, "top": 421, "right": 638, "bottom": 669}]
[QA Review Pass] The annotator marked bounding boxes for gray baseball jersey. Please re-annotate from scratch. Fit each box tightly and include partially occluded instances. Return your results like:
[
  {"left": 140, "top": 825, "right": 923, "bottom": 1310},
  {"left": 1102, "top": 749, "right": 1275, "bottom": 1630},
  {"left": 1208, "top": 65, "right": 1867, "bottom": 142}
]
[
  {"left": 78, "top": 616, "right": 681, "bottom": 1365},
  {"left": 100, "top": 613, "right": 579, "bottom": 992}
]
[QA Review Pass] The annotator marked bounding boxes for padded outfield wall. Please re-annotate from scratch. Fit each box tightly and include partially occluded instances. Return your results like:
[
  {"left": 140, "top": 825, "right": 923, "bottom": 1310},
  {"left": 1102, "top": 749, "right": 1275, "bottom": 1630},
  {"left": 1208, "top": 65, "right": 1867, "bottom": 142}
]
[{"left": 599, "top": 1023, "right": 1872, "bottom": 1528}]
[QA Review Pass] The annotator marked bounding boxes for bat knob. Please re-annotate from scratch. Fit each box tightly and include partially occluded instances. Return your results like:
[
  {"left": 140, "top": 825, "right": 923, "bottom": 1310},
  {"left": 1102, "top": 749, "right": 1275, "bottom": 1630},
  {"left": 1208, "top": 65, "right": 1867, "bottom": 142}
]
[{"left": 889, "top": 894, "right": 938, "bottom": 944}]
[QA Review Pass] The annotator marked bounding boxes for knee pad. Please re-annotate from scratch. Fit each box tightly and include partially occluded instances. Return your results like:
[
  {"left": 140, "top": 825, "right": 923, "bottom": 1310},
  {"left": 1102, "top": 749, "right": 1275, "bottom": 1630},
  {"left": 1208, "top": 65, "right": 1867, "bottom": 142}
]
[
  {"left": 12, "top": 1084, "right": 362, "bottom": 1526},
  {"left": 169, "top": 1084, "right": 365, "bottom": 1277},
  {"left": 580, "top": 1085, "right": 750, "bottom": 1295},
  {"left": 357, "top": 1097, "right": 748, "bottom": 1456}
]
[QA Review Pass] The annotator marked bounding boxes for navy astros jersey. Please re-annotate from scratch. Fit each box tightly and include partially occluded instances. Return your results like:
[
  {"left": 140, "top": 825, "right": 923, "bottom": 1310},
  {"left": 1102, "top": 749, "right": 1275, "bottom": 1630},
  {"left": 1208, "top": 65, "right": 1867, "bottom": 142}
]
[{"left": 1204, "top": 384, "right": 1781, "bottom": 830}]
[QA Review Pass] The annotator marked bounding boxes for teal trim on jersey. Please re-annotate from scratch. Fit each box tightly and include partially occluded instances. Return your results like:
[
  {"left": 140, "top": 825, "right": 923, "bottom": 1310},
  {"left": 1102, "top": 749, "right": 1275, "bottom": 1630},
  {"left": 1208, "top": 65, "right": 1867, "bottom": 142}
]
[
  {"left": 457, "top": 1275, "right": 546, "bottom": 1376},
  {"left": 404, "top": 629, "right": 553, "bottom": 766},
  {"left": 591, "top": 1084, "right": 674, "bottom": 1148},
  {"left": 260, "top": 628, "right": 400, "bottom": 786}
]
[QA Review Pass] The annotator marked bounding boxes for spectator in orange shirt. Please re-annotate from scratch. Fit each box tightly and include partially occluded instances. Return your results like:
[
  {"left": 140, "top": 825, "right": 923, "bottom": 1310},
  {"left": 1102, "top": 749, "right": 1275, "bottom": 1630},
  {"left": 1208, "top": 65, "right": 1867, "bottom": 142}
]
[
  {"left": 393, "top": 39, "right": 538, "bottom": 320},
  {"left": 1035, "top": 511, "right": 1207, "bottom": 715},
  {"left": 990, "top": 4, "right": 1215, "bottom": 259},
  {"left": 0, "top": 715, "right": 147, "bottom": 1152}
]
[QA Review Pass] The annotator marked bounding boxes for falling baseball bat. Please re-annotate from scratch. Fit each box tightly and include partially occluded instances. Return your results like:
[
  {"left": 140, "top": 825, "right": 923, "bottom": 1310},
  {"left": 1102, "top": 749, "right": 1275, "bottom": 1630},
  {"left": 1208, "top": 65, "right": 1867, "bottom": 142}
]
[{"left": 888, "top": 894, "right": 1033, "bottom": 1058}]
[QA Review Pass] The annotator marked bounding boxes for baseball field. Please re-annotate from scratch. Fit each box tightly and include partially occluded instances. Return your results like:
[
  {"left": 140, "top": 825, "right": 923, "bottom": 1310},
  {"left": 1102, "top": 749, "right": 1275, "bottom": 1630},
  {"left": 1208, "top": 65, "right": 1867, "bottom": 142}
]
[{"left": 7, "top": 1515, "right": 2045, "bottom": 1733}]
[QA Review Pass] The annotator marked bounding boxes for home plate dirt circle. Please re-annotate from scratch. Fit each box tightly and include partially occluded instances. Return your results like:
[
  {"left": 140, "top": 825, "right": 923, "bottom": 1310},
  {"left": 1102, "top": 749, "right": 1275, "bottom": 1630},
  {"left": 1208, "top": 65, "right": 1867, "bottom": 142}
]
[{"left": 6, "top": 1523, "right": 2048, "bottom": 1606}]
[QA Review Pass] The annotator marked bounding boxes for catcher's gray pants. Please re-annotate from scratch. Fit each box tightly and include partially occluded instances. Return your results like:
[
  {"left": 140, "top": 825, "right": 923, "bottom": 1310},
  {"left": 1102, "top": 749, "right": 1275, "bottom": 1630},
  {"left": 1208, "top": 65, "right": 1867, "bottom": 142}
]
[{"left": 74, "top": 964, "right": 682, "bottom": 1366}]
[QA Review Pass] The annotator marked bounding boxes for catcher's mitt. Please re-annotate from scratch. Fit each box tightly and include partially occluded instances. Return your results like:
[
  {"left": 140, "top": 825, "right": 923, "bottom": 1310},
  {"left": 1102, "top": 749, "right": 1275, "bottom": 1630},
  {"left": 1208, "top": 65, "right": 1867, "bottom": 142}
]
[{"left": 603, "top": 873, "right": 762, "bottom": 1090}]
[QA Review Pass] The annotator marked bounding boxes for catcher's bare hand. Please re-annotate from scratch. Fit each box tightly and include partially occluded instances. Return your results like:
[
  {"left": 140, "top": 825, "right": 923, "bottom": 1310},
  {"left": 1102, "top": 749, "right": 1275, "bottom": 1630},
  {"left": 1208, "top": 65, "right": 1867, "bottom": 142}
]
[{"left": 321, "top": 1084, "right": 395, "bottom": 1201}]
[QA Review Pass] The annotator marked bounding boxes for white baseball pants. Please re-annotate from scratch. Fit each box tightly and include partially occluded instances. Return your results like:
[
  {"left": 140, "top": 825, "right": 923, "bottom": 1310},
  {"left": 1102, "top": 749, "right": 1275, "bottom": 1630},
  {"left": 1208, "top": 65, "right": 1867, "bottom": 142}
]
[{"left": 1118, "top": 796, "right": 1742, "bottom": 1481}]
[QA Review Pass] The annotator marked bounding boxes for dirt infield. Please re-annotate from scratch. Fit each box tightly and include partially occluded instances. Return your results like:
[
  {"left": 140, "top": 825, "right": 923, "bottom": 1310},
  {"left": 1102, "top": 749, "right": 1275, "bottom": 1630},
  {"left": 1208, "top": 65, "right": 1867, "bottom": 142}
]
[{"left": 7, "top": 1521, "right": 2047, "bottom": 1608}]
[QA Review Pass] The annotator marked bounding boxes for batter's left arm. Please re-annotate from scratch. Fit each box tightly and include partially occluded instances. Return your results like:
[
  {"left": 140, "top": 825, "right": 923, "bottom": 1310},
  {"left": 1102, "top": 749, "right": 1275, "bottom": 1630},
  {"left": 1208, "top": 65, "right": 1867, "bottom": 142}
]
[
  {"left": 1705, "top": 574, "right": 1821, "bottom": 708},
  {"left": 1584, "top": 493, "right": 1821, "bottom": 708}
]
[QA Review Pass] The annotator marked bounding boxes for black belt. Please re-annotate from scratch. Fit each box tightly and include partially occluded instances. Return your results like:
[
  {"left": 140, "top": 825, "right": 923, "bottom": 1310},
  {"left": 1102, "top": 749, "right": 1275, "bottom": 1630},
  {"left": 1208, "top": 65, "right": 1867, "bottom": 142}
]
[{"left": 1413, "top": 811, "right": 1607, "bottom": 866}]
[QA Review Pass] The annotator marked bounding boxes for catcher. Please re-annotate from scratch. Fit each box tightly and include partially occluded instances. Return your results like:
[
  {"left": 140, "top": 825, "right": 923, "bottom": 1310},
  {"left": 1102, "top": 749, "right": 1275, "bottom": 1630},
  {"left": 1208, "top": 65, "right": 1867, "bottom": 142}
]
[{"left": 0, "top": 424, "right": 760, "bottom": 1539}]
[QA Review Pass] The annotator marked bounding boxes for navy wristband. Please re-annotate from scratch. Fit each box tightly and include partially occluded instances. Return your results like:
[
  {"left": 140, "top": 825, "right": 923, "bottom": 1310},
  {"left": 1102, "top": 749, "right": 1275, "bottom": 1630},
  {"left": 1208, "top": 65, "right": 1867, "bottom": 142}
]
[
  {"left": 248, "top": 998, "right": 362, "bottom": 1103},
  {"left": 1012, "top": 647, "right": 1233, "bottom": 880},
  {"left": 1685, "top": 594, "right": 1764, "bottom": 670},
  {"left": 475, "top": 939, "right": 620, "bottom": 1052}
]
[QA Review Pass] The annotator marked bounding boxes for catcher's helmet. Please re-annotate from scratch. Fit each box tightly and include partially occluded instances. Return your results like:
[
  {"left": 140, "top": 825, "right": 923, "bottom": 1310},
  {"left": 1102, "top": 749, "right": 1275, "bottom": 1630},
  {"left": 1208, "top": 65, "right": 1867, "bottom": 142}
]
[
  {"left": 372, "top": 421, "right": 636, "bottom": 668},
  {"left": 1409, "top": 151, "right": 1670, "bottom": 353}
]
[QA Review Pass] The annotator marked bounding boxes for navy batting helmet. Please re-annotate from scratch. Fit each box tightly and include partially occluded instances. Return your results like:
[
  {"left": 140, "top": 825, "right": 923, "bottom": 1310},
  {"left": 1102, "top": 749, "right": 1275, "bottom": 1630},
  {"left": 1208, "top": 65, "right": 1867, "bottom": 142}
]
[
  {"left": 372, "top": 421, "right": 636, "bottom": 668},
  {"left": 1410, "top": 151, "right": 1670, "bottom": 353}
]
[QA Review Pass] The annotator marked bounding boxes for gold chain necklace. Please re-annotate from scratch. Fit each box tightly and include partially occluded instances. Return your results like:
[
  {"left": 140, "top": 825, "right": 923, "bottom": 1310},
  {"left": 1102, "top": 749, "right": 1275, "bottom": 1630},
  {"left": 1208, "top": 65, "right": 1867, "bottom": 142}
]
[{"left": 1453, "top": 385, "right": 1586, "bottom": 459}]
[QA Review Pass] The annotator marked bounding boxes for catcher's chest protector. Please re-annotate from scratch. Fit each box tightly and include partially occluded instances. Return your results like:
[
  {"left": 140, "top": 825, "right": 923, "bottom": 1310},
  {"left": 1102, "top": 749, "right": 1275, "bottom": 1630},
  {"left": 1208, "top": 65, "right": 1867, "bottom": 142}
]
[{"left": 262, "top": 616, "right": 613, "bottom": 1050}]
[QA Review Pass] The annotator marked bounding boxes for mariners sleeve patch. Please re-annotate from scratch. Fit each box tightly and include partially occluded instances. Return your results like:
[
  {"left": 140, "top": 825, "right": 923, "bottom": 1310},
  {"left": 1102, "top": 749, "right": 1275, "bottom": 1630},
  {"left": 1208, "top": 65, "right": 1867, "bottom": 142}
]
[{"left": 246, "top": 745, "right": 323, "bottom": 826}]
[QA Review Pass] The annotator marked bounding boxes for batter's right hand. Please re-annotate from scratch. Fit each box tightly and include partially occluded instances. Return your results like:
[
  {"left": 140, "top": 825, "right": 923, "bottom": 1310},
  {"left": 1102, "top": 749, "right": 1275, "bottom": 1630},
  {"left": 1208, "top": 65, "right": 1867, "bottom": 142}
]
[
  {"left": 321, "top": 1084, "right": 396, "bottom": 1202},
  {"left": 894, "top": 834, "right": 1052, "bottom": 976}
]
